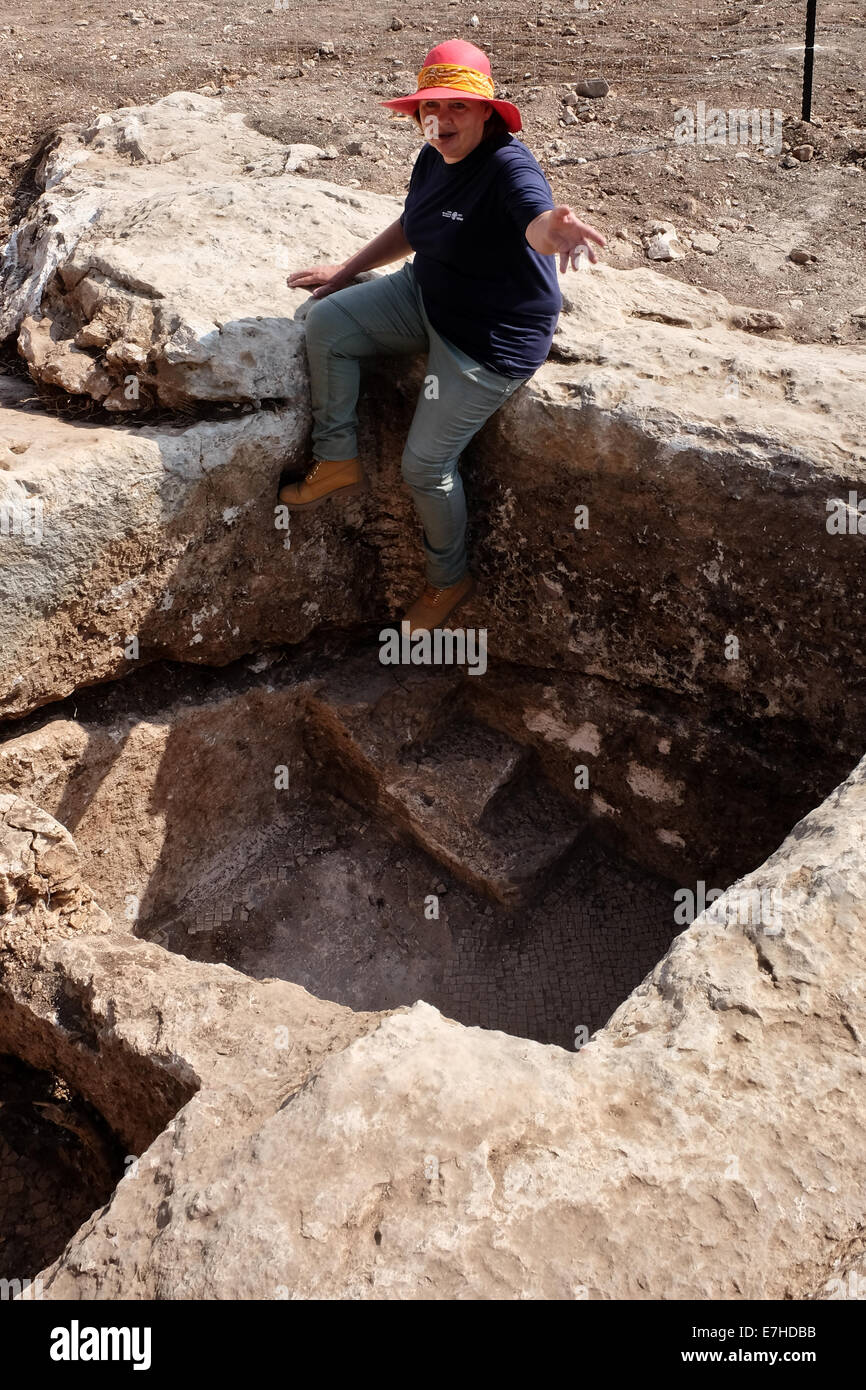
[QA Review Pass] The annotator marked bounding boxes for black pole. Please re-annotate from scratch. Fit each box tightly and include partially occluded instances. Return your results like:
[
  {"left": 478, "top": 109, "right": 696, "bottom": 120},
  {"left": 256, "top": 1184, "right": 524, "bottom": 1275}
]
[{"left": 802, "top": 0, "right": 818, "bottom": 122}]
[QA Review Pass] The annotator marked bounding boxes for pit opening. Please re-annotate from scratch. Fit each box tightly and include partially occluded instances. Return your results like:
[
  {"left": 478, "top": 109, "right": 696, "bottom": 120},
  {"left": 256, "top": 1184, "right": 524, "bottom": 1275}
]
[
  {"left": 0, "top": 1053, "right": 125, "bottom": 1286},
  {"left": 0, "top": 950, "right": 200, "bottom": 1289},
  {"left": 0, "top": 633, "right": 854, "bottom": 1054}
]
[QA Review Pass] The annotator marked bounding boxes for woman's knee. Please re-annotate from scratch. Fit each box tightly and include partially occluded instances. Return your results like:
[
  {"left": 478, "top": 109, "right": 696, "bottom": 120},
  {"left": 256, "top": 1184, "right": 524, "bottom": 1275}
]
[
  {"left": 401, "top": 443, "right": 455, "bottom": 492},
  {"left": 303, "top": 296, "right": 346, "bottom": 352}
]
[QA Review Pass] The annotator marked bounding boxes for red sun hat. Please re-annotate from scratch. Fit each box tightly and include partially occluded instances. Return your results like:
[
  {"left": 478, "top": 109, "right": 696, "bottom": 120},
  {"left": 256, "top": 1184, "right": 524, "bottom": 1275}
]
[{"left": 380, "top": 39, "right": 522, "bottom": 133}]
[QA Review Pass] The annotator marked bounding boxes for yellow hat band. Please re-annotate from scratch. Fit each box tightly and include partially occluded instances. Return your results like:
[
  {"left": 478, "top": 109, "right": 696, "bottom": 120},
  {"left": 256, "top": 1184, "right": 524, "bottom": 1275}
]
[{"left": 415, "top": 63, "right": 496, "bottom": 100}]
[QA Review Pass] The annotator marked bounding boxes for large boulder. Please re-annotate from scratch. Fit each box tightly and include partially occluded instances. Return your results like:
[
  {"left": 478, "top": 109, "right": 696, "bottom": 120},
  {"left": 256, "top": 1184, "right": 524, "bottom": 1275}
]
[{"left": 0, "top": 93, "right": 403, "bottom": 407}]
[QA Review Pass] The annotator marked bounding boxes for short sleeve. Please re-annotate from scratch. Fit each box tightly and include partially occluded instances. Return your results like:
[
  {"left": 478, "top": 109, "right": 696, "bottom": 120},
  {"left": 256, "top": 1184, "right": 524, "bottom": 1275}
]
[{"left": 496, "top": 151, "right": 555, "bottom": 236}]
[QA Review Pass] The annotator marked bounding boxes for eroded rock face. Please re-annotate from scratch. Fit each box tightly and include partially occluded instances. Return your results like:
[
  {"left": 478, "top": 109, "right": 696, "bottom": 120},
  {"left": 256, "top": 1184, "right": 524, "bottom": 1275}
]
[
  {"left": 0, "top": 756, "right": 864, "bottom": 1300},
  {"left": 0, "top": 93, "right": 404, "bottom": 407},
  {"left": 0, "top": 375, "right": 378, "bottom": 720},
  {"left": 0, "top": 794, "right": 110, "bottom": 939}
]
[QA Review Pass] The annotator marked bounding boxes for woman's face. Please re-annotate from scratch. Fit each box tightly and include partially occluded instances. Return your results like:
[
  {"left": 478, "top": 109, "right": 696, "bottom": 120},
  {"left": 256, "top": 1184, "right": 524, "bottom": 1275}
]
[{"left": 418, "top": 98, "right": 492, "bottom": 163}]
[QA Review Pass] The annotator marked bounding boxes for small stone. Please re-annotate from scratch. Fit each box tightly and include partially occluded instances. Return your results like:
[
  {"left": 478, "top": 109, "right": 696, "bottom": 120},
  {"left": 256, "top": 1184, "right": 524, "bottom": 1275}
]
[
  {"left": 730, "top": 309, "right": 786, "bottom": 333},
  {"left": 389, "top": 14, "right": 404, "bottom": 30},
  {"left": 690, "top": 231, "right": 720, "bottom": 255},
  {"left": 781, "top": 154, "right": 799, "bottom": 169},
  {"left": 561, "top": 110, "right": 578, "bottom": 126},
  {"left": 792, "top": 144, "right": 814, "bottom": 162},
  {"left": 646, "top": 231, "right": 683, "bottom": 261},
  {"left": 789, "top": 246, "right": 816, "bottom": 264},
  {"left": 562, "top": 91, "right": 579, "bottom": 107},
  {"left": 575, "top": 77, "right": 609, "bottom": 99}
]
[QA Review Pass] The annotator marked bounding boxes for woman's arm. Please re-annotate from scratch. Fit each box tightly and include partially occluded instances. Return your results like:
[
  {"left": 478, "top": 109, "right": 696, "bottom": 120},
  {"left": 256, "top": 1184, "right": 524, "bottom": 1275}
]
[
  {"left": 342, "top": 218, "right": 413, "bottom": 276},
  {"left": 526, "top": 206, "right": 606, "bottom": 270},
  {"left": 288, "top": 218, "right": 413, "bottom": 299}
]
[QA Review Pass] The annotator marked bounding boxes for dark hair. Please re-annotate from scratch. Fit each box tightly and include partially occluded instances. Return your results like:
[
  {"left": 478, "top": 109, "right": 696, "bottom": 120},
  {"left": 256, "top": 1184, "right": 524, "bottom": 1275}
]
[{"left": 411, "top": 105, "right": 510, "bottom": 140}]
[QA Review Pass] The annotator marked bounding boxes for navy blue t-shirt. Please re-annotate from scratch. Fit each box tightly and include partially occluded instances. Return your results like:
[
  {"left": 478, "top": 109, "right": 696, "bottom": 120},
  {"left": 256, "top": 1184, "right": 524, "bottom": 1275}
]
[{"left": 400, "top": 132, "right": 562, "bottom": 377}]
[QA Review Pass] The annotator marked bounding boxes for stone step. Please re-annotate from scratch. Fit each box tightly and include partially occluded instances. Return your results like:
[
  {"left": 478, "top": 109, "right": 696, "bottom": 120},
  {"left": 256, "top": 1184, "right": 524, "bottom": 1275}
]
[
  {"left": 401, "top": 719, "right": 527, "bottom": 824},
  {"left": 306, "top": 651, "right": 465, "bottom": 759},
  {"left": 305, "top": 659, "right": 586, "bottom": 903},
  {"left": 386, "top": 724, "right": 583, "bottom": 904}
]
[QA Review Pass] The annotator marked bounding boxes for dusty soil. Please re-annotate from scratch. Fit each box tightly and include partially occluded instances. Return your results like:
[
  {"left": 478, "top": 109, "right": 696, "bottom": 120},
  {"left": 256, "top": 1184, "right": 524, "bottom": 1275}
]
[{"left": 1, "top": 1, "right": 864, "bottom": 345}]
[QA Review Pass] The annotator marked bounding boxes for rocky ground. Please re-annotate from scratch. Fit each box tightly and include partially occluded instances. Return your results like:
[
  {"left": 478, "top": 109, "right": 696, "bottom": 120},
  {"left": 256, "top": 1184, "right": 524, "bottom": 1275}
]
[{"left": 1, "top": 1, "right": 864, "bottom": 346}]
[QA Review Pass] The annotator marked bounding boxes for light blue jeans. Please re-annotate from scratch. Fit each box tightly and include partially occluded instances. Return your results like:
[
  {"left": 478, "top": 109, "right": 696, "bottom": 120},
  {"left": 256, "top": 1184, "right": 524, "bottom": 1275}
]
[{"left": 302, "top": 260, "right": 529, "bottom": 588}]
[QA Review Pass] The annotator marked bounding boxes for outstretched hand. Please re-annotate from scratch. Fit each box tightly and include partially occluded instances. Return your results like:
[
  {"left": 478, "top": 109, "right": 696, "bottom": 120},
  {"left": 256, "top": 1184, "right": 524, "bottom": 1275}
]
[{"left": 542, "top": 206, "right": 607, "bottom": 271}]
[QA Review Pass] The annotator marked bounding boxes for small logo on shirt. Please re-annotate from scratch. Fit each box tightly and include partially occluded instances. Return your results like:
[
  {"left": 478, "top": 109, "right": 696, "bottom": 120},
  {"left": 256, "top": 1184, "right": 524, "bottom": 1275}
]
[{"left": 442, "top": 210, "right": 464, "bottom": 221}]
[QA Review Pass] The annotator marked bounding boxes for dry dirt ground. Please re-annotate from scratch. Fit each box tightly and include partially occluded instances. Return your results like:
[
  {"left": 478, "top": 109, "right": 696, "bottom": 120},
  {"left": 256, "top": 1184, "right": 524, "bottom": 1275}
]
[{"left": 1, "top": 0, "right": 864, "bottom": 345}]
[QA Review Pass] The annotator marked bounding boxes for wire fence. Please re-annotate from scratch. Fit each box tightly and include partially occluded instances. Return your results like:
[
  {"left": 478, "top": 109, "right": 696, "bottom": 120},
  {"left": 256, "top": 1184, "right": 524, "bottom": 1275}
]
[{"left": 477, "top": 0, "right": 863, "bottom": 111}]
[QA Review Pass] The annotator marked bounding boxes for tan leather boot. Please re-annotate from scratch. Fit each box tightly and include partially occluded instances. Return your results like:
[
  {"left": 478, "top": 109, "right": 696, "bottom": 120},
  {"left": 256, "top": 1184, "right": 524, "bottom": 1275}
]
[
  {"left": 278, "top": 457, "right": 364, "bottom": 510},
  {"left": 403, "top": 575, "right": 477, "bottom": 633}
]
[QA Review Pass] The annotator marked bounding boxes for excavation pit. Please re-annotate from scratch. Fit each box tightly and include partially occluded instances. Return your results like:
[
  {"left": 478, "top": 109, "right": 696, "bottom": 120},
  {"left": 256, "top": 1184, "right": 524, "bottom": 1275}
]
[
  {"left": 144, "top": 791, "right": 677, "bottom": 1048},
  {"left": 0, "top": 638, "right": 853, "bottom": 1053}
]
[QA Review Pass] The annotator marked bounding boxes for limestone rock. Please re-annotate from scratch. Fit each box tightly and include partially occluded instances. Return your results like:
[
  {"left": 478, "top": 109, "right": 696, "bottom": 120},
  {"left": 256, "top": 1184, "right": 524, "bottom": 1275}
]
[
  {"left": 283, "top": 142, "right": 327, "bottom": 172},
  {"left": 0, "top": 375, "right": 371, "bottom": 719},
  {"left": 643, "top": 220, "right": 684, "bottom": 260},
  {"left": 0, "top": 794, "right": 110, "bottom": 938},
  {"left": 689, "top": 230, "right": 720, "bottom": 254},
  {"left": 575, "top": 77, "right": 609, "bottom": 99},
  {"left": 0, "top": 93, "right": 405, "bottom": 408}
]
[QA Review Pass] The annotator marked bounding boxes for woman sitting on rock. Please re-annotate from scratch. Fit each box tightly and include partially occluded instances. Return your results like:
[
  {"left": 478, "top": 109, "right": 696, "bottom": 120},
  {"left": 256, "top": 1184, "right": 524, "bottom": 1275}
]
[{"left": 282, "top": 39, "right": 604, "bottom": 632}]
